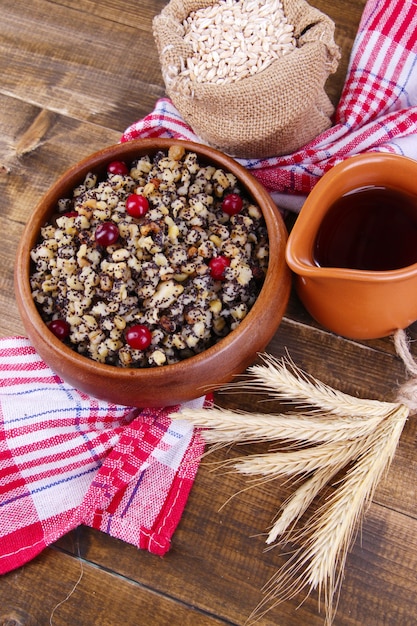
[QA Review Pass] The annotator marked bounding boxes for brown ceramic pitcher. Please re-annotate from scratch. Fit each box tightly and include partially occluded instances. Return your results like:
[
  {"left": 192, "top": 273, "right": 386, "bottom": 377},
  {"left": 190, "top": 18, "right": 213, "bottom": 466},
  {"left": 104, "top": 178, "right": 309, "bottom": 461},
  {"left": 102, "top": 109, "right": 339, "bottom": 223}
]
[{"left": 286, "top": 153, "right": 417, "bottom": 339}]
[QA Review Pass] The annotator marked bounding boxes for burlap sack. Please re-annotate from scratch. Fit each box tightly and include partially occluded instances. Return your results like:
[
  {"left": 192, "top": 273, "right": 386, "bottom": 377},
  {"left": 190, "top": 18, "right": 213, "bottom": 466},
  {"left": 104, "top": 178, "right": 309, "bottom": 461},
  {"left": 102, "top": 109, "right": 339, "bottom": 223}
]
[{"left": 153, "top": 0, "right": 340, "bottom": 158}]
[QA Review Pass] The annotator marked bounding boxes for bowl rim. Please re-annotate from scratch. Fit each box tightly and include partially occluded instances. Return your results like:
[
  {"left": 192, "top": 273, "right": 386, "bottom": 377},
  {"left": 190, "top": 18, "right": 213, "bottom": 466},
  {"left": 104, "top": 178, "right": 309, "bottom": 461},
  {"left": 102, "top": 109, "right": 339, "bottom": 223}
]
[{"left": 15, "top": 137, "right": 289, "bottom": 384}]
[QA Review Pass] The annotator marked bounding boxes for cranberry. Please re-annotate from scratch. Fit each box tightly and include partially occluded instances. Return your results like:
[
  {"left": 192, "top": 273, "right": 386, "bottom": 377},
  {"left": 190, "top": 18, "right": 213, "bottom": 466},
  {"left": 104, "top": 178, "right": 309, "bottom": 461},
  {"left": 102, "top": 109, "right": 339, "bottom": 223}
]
[
  {"left": 63, "top": 211, "right": 78, "bottom": 218},
  {"left": 95, "top": 222, "right": 119, "bottom": 246},
  {"left": 126, "top": 194, "right": 149, "bottom": 218},
  {"left": 125, "top": 324, "right": 152, "bottom": 350},
  {"left": 209, "top": 256, "right": 231, "bottom": 280},
  {"left": 48, "top": 319, "right": 70, "bottom": 340},
  {"left": 221, "top": 193, "right": 243, "bottom": 216},
  {"left": 107, "top": 160, "right": 129, "bottom": 176}
]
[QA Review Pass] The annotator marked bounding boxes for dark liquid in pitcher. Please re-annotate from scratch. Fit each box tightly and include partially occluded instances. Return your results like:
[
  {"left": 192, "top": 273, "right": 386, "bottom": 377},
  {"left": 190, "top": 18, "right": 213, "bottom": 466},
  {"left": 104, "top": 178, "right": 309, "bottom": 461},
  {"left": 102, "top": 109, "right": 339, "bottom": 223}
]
[{"left": 313, "top": 186, "right": 417, "bottom": 271}]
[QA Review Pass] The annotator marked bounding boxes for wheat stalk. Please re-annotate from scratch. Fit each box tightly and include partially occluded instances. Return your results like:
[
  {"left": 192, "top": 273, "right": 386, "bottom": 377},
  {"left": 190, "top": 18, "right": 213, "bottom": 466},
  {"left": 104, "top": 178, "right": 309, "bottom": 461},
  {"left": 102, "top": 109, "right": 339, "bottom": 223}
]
[
  {"left": 176, "top": 345, "right": 413, "bottom": 626},
  {"left": 254, "top": 404, "right": 408, "bottom": 626},
  {"left": 230, "top": 437, "right": 363, "bottom": 478},
  {"left": 266, "top": 457, "right": 356, "bottom": 544},
  {"left": 237, "top": 354, "right": 399, "bottom": 417},
  {"left": 179, "top": 405, "right": 388, "bottom": 444}
]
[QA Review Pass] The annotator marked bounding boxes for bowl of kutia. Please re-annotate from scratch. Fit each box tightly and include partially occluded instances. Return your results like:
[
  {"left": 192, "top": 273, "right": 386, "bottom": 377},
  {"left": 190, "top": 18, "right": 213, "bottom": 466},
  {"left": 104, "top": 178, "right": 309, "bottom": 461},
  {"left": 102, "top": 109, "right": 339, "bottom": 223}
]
[{"left": 15, "top": 138, "right": 291, "bottom": 407}]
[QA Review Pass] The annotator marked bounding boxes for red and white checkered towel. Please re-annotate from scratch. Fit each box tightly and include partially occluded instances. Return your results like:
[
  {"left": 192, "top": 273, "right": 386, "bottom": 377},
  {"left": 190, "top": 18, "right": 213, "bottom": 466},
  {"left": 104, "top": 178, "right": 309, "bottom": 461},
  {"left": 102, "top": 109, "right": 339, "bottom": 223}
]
[
  {"left": 0, "top": 337, "right": 206, "bottom": 574},
  {"left": 122, "top": 0, "right": 417, "bottom": 212}
]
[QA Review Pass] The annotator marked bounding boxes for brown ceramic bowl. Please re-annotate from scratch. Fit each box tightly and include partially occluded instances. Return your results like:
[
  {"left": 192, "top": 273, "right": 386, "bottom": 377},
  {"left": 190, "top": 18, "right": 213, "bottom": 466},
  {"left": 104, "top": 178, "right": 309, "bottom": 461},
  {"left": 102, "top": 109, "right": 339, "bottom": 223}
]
[
  {"left": 286, "top": 153, "right": 417, "bottom": 339},
  {"left": 15, "top": 138, "right": 291, "bottom": 407}
]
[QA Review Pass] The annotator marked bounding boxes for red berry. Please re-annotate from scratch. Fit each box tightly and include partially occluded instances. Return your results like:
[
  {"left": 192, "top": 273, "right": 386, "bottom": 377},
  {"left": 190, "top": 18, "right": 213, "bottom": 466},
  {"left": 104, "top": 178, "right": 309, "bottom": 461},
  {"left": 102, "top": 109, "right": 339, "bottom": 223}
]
[
  {"left": 48, "top": 319, "right": 70, "bottom": 340},
  {"left": 95, "top": 222, "right": 119, "bottom": 246},
  {"left": 63, "top": 211, "right": 78, "bottom": 218},
  {"left": 126, "top": 194, "right": 149, "bottom": 218},
  {"left": 221, "top": 193, "right": 243, "bottom": 215},
  {"left": 125, "top": 324, "right": 152, "bottom": 350},
  {"left": 107, "top": 160, "right": 129, "bottom": 176},
  {"left": 209, "top": 256, "right": 231, "bottom": 280}
]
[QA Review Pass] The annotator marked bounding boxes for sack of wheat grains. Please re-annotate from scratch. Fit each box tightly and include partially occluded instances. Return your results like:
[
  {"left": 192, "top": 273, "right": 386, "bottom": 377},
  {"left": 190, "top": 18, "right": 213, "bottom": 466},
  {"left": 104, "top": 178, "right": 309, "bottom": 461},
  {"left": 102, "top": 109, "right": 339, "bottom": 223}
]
[{"left": 153, "top": 0, "right": 340, "bottom": 159}]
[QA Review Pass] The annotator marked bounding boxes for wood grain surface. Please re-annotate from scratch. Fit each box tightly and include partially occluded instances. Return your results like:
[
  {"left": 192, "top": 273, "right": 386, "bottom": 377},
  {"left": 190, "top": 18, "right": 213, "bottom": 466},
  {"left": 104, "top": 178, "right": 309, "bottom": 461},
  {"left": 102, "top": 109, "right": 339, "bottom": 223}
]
[{"left": 1, "top": 1, "right": 417, "bottom": 625}]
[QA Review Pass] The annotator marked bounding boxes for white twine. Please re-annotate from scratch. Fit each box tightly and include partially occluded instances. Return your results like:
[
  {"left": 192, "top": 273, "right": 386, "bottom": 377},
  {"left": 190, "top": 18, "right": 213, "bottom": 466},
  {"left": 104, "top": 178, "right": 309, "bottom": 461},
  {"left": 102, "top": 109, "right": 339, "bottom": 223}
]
[{"left": 394, "top": 329, "right": 417, "bottom": 413}]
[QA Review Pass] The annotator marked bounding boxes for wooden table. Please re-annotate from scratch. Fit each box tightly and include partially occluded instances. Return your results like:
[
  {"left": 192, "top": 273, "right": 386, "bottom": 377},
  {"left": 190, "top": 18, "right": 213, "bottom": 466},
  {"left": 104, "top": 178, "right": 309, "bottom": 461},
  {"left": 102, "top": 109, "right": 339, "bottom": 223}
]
[{"left": 1, "top": 1, "right": 417, "bottom": 625}]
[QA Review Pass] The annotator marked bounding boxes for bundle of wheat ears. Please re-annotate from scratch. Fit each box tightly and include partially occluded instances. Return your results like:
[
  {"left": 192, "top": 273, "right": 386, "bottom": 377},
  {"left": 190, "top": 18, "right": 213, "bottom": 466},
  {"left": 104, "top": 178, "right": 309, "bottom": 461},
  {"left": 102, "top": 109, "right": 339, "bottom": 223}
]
[{"left": 178, "top": 328, "right": 417, "bottom": 625}]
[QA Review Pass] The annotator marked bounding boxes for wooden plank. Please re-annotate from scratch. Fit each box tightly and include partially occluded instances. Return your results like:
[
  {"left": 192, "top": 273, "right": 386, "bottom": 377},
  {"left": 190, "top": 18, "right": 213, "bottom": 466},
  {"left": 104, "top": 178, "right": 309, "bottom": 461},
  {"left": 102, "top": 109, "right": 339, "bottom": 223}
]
[
  {"left": 0, "top": 0, "right": 165, "bottom": 132},
  {"left": 2, "top": 482, "right": 416, "bottom": 624},
  {"left": 0, "top": 0, "right": 367, "bottom": 136},
  {"left": 50, "top": 490, "right": 417, "bottom": 625},
  {"left": 0, "top": 98, "right": 121, "bottom": 221},
  {"left": 267, "top": 318, "right": 408, "bottom": 402},
  {"left": 56, "top": 0, "right": 169, "bottom": 28},
  {"left": 334, "top": 505, "right": 417, "bottom": 626},
  {"left": 0, "top": 216, "right": 26, "bottom": 337},
  {"left": 0, "top": 545, "right": 228, "bottom": 626}
]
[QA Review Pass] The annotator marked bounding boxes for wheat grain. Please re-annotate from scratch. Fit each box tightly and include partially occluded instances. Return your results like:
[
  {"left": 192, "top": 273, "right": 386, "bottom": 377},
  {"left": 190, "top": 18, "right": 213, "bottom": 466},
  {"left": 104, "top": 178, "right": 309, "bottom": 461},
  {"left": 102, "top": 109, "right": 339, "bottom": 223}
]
[{"left": 179, "top": 0, "right": 296, "bottom": 86}]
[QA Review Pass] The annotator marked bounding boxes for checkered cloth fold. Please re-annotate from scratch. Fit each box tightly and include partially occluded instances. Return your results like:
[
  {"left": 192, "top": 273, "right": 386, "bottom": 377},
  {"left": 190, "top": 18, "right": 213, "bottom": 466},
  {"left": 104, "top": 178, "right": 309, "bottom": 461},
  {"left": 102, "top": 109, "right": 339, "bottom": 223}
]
[
  {"left": 0, "top": 337, "right": 206, "bottom": 574},
  {"left": 122, "top": 0, "right": 417, "bottom": 212}
]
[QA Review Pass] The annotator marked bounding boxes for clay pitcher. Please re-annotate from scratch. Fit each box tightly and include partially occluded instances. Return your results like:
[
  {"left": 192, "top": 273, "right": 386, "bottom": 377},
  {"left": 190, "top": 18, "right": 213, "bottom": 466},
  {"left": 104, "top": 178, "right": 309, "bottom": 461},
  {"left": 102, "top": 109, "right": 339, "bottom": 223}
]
[{"left": 286, "top": 153, "right": 417, "bottom": 339}]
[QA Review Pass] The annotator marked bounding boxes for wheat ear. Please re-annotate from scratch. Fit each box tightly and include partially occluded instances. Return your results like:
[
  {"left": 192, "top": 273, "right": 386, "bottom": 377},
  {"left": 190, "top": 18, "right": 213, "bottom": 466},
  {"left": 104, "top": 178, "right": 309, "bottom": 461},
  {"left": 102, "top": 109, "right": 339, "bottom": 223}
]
[
  {"left": 230, "top": 437, "right": 364, "bottom": 479},
  {"left": 242, "top": 354, "right": 398, "bottom": 417},
  {"left": 253, "top": 404, "right": 408, "bottom": 626},
  {"left": 179, "top": 405, "right": 387, "bottom": 444},
  {"left": 177, "top": 340, "right": 414, "bottom": 626},
  {"left": 266, "top": 456, "right": 357, "bottom": 544}
]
